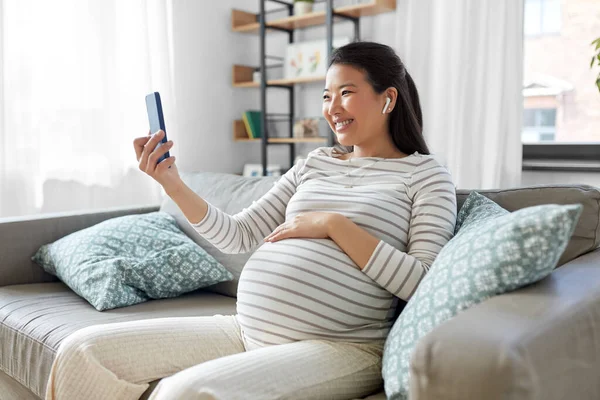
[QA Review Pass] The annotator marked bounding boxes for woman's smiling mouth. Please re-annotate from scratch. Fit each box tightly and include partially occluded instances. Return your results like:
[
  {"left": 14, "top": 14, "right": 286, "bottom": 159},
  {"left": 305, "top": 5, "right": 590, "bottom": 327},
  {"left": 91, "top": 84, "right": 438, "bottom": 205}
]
[{"left": 335, "top": 119, "right": 354, "bottom": 132}]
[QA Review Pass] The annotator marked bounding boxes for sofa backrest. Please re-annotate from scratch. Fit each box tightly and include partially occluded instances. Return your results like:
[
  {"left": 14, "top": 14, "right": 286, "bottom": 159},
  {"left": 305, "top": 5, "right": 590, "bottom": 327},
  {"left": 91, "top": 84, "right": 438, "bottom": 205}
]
[
  {"left": 457, "top": 185, "right": 600, "bottom": 268},
  {"left": 0, "top": 205, "right": 159, "bottom": 287},
  {"left": 160, "top": 172, "right": 279, "bottom": 298},
  {"left": 161, "top": 171, "right": 600, "bottom": 298}
]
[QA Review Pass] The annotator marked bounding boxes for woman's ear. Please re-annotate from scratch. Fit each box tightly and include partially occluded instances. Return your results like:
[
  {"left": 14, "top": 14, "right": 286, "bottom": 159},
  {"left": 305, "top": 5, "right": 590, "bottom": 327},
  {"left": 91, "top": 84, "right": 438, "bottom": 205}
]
[{"left": 384, "top": 88, "right": 398, "bottom": 113}]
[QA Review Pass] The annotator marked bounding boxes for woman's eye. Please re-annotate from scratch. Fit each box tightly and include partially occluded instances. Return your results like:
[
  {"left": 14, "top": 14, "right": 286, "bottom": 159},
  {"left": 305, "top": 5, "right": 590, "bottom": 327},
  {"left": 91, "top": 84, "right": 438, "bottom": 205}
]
[
  {"left": 341, "top": 90, "right": 351, "bottom": 96},
  {"left": 323, "top": 95, "right": 330, "bottom": 100}
]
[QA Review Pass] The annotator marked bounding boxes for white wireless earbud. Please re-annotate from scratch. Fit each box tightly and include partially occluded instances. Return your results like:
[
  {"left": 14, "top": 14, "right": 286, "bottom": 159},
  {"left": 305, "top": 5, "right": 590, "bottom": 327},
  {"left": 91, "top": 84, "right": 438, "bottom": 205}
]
[{"left": 382, "top": 97, "right": 391, "bottom": 114}]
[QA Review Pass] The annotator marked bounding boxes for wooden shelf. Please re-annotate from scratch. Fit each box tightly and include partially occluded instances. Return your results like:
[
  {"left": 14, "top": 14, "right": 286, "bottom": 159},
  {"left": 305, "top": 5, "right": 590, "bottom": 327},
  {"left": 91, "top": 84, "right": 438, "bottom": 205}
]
[
  {"left": 232, "top": 0, "right": 396, "bottom": 33},
  {"left": 233, "top": 120, "right": 327, "bottom": 143},
  {"left": 233, "top": 119, "right": 251, "bottom": 141},
  {"left": 232, "top": 65, "right": 325, "bottom": 88},
  {"left": 233, "top": 77, "right": 325, "bottom": 87},
  {"left": 236, "top": 137, "right": 329, "bottom": 144},
  {"left": 232, "top": 65, "right": 255, "bottom": 86},
  {"left": 268, "top": 137, "right": 328, "bottom": 143}
]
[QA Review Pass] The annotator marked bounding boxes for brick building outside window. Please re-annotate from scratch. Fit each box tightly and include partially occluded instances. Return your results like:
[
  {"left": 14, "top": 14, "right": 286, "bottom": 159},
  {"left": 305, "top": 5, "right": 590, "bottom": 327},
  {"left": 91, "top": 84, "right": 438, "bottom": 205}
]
[{"left": 523, "top": 0, "right": 600, "bottom": 143}]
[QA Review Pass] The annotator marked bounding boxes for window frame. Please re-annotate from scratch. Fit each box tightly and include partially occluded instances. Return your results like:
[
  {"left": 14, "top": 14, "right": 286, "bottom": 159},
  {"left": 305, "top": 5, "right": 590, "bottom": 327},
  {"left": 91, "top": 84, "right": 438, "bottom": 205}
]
[{"left": 522, "top": 143, "right": 600, "bottom": 172}]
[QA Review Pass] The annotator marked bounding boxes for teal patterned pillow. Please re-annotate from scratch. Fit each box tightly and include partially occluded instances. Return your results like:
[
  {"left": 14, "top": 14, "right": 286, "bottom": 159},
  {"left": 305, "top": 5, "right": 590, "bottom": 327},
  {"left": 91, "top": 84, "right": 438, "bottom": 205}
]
[
  {"left": 382, "top": 191, "right": 583, "bottom": 399},
  {"left": 32, "top": 212, "right": 233, "bottom": 311}
]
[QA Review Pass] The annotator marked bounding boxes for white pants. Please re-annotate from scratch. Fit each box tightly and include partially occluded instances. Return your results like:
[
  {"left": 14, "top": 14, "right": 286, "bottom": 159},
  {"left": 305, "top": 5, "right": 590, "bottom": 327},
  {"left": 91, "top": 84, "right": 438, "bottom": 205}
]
[{"left": 45, "top": 315, "right": 385, "bottom": 400}]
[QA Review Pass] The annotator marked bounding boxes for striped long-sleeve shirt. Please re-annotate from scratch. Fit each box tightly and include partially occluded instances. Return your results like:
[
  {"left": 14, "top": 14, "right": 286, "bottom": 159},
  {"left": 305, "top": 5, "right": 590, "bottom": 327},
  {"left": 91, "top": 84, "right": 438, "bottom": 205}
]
[{"left": 190, "top": 146, "right": 457, "bottom": 349}]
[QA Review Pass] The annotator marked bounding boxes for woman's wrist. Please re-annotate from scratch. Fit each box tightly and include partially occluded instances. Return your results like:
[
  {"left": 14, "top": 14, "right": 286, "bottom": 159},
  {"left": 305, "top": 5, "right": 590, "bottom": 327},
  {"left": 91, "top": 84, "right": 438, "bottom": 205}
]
[
  {"left": 327, "top": 213, "right": 347, "bottom": 237},
  {"left": 163, "top": 178, "right": 185, "bottom": 197},
  {"left": 326, "top": 212, "right": 380, "bottom": 270},
  {"left": 164, "top": 180, "right": 210, "bottom": 225}
]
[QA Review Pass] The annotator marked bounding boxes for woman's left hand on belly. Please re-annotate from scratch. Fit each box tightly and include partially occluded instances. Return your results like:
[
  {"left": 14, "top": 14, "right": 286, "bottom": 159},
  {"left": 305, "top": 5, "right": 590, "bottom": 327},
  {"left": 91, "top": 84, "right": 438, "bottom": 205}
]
[{"left": 263, "top": 212, "right": 339, "bottom": 243}]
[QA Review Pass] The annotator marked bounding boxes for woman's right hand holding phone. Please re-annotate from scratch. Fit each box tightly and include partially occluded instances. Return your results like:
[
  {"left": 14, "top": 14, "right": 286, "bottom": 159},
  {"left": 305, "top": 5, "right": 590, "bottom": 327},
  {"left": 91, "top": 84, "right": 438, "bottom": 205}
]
[
  {"left": 134, "top": 130, "right": 209, "bottom": 224},
  {"left": 133, "top": 130, "right": 182, "bottom": 195}
]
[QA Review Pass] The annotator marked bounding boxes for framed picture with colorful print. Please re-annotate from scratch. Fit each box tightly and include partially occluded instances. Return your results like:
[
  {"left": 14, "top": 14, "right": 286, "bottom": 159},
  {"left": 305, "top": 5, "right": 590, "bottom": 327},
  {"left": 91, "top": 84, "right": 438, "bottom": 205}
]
[{"left": 284, "top": 37, "right": 351, "bottom": 80}]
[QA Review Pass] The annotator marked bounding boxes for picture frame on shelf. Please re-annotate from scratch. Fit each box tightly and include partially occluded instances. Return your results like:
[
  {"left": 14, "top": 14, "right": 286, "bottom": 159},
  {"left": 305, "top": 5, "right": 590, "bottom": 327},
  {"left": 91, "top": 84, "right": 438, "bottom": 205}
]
[
  {"left": 284, "top": 37, "right": 351, "bottom": 80},
  {"left": 243, "top": 164, "right": 282, "bottom": 177}
]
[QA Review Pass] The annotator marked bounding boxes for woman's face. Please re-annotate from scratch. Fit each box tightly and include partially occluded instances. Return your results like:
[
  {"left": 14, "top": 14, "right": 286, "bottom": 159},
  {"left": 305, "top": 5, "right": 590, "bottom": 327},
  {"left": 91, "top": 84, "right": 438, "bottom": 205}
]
[{"left": 322, "top": 64, "right": 390, "bottom": 147}]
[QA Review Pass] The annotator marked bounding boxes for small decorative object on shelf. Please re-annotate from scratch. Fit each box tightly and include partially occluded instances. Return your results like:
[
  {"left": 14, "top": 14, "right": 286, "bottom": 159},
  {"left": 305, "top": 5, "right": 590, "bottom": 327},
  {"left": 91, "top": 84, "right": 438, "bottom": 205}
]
[
  {"left": 253, "top": 69, "right": 261, "bottom": 83},
  {"left": 293, "top": 118, "right": 319, "bottom": 138},
  {"left": 243, "top": 164, "right": 282, "bottom": 177},
  {"left": 293, "top": 0, "right": 314, "bottom": 16}
]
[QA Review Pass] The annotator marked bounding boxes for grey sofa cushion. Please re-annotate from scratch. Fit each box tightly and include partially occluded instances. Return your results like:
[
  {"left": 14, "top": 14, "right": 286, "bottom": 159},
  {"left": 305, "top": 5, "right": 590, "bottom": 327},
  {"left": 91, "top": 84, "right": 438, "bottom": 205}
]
[
  {"left": 457, "top": 184, "right": 600, "bottom": 267},
  {"left": 0, "top": 282, "right": 236, "bottom": 399},
  {"left": 160, "top": 172, "right": 279, "bottom": 298}
]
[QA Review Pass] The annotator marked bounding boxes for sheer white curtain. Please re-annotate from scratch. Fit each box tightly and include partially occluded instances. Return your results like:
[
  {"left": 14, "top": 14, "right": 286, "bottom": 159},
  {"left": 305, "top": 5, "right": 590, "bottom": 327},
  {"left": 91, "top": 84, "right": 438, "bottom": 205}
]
[
  {"left": 0, "top": 0, "right": 176, "bottom": 218},
  {"left": 395, "top": 0, "right": 524, "bottom": 189}
]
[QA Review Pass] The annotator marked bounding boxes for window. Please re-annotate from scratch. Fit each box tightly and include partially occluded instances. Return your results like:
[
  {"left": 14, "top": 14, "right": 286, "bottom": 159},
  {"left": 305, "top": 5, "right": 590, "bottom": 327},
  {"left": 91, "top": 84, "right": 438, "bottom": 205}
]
[
  {"left": 523, "top": 0, "right": 600, "bottom": 148},
  {"left": 524, "top": 0, "right": 561, "bottom": 36},
  {"left": 522, "top": 108, "right": 556, "bottom": 143}
]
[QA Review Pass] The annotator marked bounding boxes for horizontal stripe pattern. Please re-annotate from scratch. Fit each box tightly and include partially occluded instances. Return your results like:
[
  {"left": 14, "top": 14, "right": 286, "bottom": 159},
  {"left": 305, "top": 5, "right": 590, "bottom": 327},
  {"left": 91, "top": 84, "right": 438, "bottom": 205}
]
[{"left": 191, "top": 146, "right": 456, "bottom": 347}]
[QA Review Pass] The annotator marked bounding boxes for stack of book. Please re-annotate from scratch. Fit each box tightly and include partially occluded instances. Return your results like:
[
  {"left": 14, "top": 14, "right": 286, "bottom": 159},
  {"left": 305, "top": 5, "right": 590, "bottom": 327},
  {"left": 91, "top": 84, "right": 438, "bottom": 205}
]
[{"left": 242, "top": 111, "right": 262, "bottom": 139}]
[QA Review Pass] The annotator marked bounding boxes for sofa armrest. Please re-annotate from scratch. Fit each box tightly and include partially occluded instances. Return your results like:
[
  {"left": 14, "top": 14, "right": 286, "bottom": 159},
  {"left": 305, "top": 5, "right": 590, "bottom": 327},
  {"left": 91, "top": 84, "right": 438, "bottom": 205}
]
[
  {"left": 0, "top": 205, "right": 159, "bottom": 287},
  {"left": 410, "top": 247, "right": 600, "bottom": 400}
]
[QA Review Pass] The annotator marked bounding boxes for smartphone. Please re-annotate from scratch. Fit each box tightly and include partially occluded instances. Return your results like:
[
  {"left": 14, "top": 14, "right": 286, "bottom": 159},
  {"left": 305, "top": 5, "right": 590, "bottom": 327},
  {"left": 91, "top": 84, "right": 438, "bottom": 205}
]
[{"left": 145, "top": 92, "right": 170, "bottom": 165}]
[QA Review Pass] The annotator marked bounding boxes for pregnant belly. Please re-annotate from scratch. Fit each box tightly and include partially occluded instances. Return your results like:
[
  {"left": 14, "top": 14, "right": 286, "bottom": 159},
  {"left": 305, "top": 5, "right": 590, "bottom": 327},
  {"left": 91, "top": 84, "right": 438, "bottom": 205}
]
[{"left": 236, "top": 238, "right": 394, "bottom": 345}]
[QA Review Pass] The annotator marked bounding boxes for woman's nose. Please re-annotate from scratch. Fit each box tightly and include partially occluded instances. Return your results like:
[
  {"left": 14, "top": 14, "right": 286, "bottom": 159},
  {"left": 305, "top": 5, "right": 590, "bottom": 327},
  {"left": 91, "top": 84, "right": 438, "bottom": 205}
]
[{"left": 328, "top": 97, "right": 341, "bottom": 116}]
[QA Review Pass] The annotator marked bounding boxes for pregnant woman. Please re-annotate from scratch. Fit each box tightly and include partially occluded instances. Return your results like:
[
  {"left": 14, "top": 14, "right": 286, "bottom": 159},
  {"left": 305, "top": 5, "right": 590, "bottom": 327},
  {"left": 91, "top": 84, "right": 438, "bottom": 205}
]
[{"left": 46, "top": 41, "right": 457, "bottom": 400}]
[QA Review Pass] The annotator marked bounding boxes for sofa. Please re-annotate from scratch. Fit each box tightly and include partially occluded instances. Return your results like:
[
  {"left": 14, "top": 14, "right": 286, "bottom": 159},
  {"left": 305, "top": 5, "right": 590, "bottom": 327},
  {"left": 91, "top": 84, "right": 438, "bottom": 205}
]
[{"left": 1, "top": 171, "right": 600, "bottom": 400}]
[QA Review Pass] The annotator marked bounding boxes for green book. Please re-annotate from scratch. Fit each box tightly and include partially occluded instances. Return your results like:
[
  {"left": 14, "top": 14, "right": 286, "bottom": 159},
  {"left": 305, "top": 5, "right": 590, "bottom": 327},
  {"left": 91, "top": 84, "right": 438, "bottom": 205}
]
[{"left": 244, "top": 111, "right": 262, "bottom": 139}]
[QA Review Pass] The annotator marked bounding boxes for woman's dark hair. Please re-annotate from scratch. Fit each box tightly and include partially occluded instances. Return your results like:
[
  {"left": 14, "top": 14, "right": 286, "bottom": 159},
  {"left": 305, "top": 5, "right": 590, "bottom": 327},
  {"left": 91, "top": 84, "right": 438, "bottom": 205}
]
[{"left": 329, "top": 41, "right": 430, "bottom": 155}]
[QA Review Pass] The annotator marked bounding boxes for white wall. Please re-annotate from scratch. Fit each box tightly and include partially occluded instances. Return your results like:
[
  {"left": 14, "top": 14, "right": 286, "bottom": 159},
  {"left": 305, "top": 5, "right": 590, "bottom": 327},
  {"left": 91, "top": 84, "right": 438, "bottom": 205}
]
[
  {"left": 170, "top": 0, "right": 299, "bottom": 174},
  {"left": 170, "top": 0, "right": 600, "bottom": 189}
]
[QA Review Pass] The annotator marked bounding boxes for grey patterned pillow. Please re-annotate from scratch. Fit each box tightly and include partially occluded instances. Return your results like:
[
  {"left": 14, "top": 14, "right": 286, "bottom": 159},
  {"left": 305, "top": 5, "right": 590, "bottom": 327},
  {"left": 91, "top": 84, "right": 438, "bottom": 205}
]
[
  {"left": 382, "top": 191, "right": 583, "bottom": 399},
  {"left": 32, "top": 212, "right": 233, "bottom": 311}
]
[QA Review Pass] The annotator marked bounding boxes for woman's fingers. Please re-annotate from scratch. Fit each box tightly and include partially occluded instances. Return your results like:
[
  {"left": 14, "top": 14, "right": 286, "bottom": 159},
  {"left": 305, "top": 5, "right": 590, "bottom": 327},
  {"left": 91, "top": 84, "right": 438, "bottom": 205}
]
[
  {"left": 138, "top": 131, "right": 160, "bottom": 171},
  {"left": 146, "top": 139, "right": 173, "bottom": 172},
  {"left": 264, "top": 228, "right": 278, "bottom": 241},
  {"left": 138, "top": 130, "right": 165, "bottom": 173},
  {"left": 156, "top": 155, "right": 176, "bottom": 173},
  {"left": 265, "top": 224, "right": 287, "bottom": 242},
  {"left": 133, "top": 131, "right": 151, "bottom": 161}
]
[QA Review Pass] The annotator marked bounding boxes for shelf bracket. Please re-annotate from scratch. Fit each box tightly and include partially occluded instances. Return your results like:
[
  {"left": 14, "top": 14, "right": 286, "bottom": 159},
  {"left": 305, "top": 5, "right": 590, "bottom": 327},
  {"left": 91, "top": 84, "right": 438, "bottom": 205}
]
[
  {"left": 263, "top": 6, "right": 291, "bottom": 15},
  {"left": 266, "top": 26, "right": 294, "bottom": 34},
  {"left": 326, "top": 0, "right": 335, "bottom": 147},
  {"left": 267, "top": 0, "right": 293, "bottom": 6},
  {"left": 331, "top": 12, "right": 360, "bottom": 42},
  {"left": 266, "top": 84, "right": 294, "bottom": 90},
  {"left": 331, "top": 12, "right": 359, "bottom": 23}
]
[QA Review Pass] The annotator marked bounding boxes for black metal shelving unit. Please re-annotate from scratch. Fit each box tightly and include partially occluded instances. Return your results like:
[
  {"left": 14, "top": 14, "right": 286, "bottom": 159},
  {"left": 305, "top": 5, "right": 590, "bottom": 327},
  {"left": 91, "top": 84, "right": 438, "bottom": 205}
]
[{"left": 233, "top": 0, "right": 394, "bottom": 176}]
